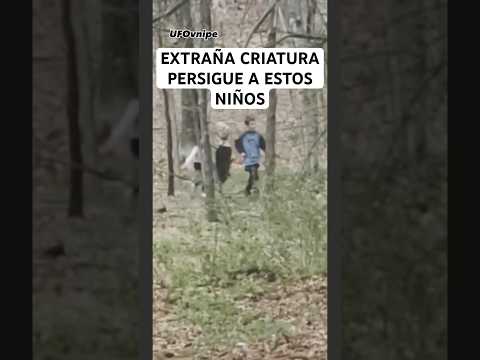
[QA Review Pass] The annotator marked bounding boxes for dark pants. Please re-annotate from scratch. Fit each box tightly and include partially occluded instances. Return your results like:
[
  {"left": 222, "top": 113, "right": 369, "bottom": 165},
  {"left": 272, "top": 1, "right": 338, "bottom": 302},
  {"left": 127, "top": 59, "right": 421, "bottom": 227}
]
[
  {"left": 215, "top": 145, "right": 232, "bottom": 184},
  {"left": 245, "top": 164, "right": 259, "bottom": 195}
]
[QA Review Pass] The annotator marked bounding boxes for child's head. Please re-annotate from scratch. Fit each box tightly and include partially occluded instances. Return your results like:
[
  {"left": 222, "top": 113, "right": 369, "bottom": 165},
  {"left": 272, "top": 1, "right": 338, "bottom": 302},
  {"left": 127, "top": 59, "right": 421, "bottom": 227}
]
[
  {"left": 219, "top": 132, "right": 229, "bottom": 141},
  {"left": 217, "top": 123, "right": 230, "bottom": 141},
  {"left": 244, "top": 115, "right": 256, "bottom": 130}
]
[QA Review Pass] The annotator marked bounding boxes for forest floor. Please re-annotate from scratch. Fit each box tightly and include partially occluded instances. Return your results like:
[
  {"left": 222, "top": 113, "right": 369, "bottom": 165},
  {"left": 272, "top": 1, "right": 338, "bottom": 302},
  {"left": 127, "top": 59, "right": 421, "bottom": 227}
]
[
  {"left": 153, "top": 167, "right": 327, "bottom": 360},
  {"left": 33, "top": 181, "right": 140, "bottom": 359}
]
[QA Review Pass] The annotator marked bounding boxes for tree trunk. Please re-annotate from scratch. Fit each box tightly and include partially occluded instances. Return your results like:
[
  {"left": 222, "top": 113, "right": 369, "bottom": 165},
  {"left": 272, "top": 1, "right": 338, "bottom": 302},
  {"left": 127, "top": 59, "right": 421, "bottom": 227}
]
[
  {"left": 170, "top": 91, "right": 181, "bottom": 172},
  {"left": 301, "top": 0, "right": 321, "bottom": 172},
  {"left": 163, "top": 89, "right": 175, "bottom": 196},
  {"left": 178, "top": 0, "right": 199, "bottom": 162},
  {"left": 198, "top": 89, "right": 217, "bottom": 221},
  {"left": 63, "top": 0, "right": 84, "bottom": 217},
  {"left": 265, "top": 88, "right": 277, "bottom": 179},
  {"left": 71, "top": 0, "right": 102, "bottom": 201},
  {"left": 265, "top": 1, "right": 278, "bottom": 189},
  {"left": 157, "top": 0, "right": 181, "bottom": 172},
  {"left": 179, "top": 90, "right": 199, "bottom": 161},
  {"left": 157, "top": 0, "right": 175, "bottom": 196},
  {"left": 199, "top": 0, "right": 217, "bottom": 221},
  {"left": 280, "top": 0, "right": 327, "bottom": 172}
]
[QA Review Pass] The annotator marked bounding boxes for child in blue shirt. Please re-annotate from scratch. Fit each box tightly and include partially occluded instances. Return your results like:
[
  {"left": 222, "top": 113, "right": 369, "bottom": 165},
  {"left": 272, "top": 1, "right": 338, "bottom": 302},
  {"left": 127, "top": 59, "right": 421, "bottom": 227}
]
[{"left": 234, "top": 116, "right": 266, "bottom": 196}]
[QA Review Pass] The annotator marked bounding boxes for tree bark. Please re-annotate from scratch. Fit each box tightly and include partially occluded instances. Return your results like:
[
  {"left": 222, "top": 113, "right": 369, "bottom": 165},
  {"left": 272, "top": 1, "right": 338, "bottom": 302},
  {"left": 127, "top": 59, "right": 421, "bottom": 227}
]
[
  {"left": 199, "top": 0, "right": 217, "bottom": 221},
  {"left": 158, "top": 0, "right": 181, "bottom": 172},
  {"left": 198, "top": 89, "right": 217, "bottom": 221},
  {"left": 163, "top": 89, "right": 175, "bottom": 196},
  {"left": 71, "top": 0, "right": 102, "bottom": 200},
  {"left": 170, "top": 91, "right": 181, "bottom": 172},
  {"left": 63, "top": 0, "right": 84, "bottom": 217},
  {"left": 158, "top": 0, "right": 175, "bottom": 196},
  {"left": 302, "top": 0, "right": 321, "bottom": 172},
  {"left": 265, "top": 1, "right": 278, "bottom": 189},
  {"left": 178, "top": 0, "right": 199, "bottom": 162}
]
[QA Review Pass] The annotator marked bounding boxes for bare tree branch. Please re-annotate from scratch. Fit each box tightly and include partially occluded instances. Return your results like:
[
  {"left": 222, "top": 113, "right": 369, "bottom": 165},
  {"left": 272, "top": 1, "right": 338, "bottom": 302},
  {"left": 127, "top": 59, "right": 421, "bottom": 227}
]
[
  {"left": 243, "top": 1, "right": 277, "bottom": 47},
  {"left": 153, "top": 0, "right": 188, "bottom": 24},
  {"left": 269, "top": 32, "right": 327, "bottom": 47}
]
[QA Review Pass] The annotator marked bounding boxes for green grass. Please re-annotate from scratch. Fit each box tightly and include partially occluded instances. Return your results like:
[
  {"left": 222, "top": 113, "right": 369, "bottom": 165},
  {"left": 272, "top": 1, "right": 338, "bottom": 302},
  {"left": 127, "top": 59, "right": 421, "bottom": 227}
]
[{"left": 153, "top": 167, "right": 327, "bottom": 347}]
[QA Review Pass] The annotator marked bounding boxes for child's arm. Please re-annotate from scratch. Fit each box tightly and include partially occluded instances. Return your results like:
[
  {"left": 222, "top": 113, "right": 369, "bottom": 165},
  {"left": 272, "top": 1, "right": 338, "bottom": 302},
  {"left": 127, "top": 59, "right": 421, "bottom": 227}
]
[
  {"left": 234, "top": 134, "right": 245, "bottom": 154},
  {"left": 235, "top": 134, "right": 247, "bottom": 163},
  {"left": 259, "top": 134, "right": 266, "bottom": 152}
]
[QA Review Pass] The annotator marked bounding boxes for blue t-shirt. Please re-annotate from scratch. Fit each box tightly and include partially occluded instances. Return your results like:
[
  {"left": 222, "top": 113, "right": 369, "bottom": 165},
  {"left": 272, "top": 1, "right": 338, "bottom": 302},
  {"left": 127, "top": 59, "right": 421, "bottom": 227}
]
[{"left": 235, "top": 131, "right": 266, "bottom": 167}]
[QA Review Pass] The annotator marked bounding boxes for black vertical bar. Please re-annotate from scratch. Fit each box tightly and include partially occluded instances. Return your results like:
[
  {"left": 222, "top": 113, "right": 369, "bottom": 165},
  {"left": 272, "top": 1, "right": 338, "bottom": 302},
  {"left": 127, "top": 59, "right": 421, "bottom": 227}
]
[
  {"left": 139, "top": 0, "right": 153, "bottom": 359},
  {"left": 328, "top": 0, "right": 342, "bottom": 358}
]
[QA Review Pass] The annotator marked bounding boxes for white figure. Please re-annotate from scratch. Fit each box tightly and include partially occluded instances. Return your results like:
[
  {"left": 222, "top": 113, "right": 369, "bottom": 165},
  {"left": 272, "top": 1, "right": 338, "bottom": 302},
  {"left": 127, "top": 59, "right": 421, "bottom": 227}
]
[
  {"left": 180, "top": 145, "right": 205, "bottom": 197},
  {"left": 99, "top": 98, "right": 139, "bottom": 156}
]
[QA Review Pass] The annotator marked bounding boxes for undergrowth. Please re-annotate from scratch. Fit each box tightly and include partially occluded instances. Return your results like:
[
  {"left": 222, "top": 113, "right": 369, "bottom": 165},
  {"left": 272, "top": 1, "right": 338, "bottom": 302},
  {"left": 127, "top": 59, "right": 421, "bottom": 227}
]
[{"left": 153, "top": 168, "right": 327, "bottom": 347}]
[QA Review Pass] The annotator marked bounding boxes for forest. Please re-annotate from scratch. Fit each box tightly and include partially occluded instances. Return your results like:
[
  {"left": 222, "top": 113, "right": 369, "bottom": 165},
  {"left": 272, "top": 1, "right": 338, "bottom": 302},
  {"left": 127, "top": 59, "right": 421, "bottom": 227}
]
[
  {"left": 33, "top": 0, "right": 447, "bottom": 358},
  {"left": 153, "top": 0, "right": 328, "bottom": 359}
]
